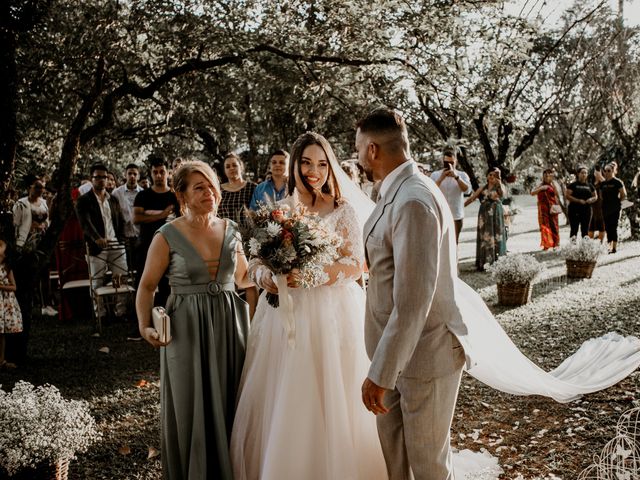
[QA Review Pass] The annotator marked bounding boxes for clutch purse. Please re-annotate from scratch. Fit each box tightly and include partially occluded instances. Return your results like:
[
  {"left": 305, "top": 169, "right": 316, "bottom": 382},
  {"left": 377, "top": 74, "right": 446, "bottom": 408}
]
[
  {"left": 151, "top": 306, "right": 171, "bottom": 343},
  {"left": 550, "top": 204, "right": 562, "bottom": 215}
]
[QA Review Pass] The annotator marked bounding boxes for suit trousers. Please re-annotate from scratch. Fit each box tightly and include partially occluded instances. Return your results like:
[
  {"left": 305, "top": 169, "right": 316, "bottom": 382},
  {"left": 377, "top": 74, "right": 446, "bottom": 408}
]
[{"left": 377, "top": 366, "right": 464, "bottom": 480}]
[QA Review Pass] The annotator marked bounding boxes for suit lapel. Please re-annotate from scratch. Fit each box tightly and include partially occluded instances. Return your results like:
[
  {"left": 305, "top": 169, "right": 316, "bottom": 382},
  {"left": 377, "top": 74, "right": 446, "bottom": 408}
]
[{"left": 363, "top": 163, "right": 415, "bottom": 241}]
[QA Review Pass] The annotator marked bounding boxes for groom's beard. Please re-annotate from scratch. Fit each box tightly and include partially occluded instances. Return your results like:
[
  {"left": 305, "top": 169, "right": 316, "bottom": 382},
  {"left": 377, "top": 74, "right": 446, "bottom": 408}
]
[{"left": 364, "top": 169, "right": 374, "bottom": 182}]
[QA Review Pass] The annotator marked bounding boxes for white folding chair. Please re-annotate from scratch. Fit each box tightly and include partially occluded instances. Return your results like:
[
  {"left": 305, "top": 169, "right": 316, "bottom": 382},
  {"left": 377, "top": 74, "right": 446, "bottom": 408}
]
[{"left": 86, "top": 241, "right": 136, "bottom": 332}]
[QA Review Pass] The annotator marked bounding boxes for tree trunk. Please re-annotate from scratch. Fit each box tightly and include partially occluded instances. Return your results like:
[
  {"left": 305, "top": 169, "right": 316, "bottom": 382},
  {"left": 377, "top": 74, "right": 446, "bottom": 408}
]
[{"left": 0, "top": 15, "right": 18, "bottom": 236}]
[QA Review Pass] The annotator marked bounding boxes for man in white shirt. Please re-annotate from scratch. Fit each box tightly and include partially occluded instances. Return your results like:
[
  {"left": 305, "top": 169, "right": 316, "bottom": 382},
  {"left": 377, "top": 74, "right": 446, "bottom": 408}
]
[
  {"left": 112, "top": 163, "right": 143, "bottom": 271},
  {"left": 76, "top": 164, "right": 128, "bottom": 320},
  {"left": 430, "top": 149, "right": 470, "bottom": 244}
]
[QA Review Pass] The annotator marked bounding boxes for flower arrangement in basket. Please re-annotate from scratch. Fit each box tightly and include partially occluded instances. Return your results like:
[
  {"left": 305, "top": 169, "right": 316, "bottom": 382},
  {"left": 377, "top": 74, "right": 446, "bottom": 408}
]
[
  {"left": 487, "top": 253, "right": 544, "bottom": 306},
  {"left": 561, "top": 237, "right": 608, "bottom": 279},
  {"left": 244, "top": 203, "right": 342, "bottom": 308},
  {"left": 0, "top": 381, "right": 101, "bottom": 478}
]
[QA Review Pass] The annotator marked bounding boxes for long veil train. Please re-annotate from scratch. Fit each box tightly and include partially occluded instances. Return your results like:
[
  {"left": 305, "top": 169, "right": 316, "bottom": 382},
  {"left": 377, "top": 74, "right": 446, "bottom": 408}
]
[
  {"left": 454, "top": 278, "right": 640, "bottom": 402},
  {"left": 333, "top": 155, "right": 640, "bottom": 403}
]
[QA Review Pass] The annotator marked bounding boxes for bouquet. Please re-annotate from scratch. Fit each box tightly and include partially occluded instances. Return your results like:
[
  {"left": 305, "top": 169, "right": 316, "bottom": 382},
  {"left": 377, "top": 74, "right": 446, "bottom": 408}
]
[
  {"left": 562, "top": 236, "right": 608, "bottom": 262},
  {"left": 487, "top": 253, "right": 544, "bottom": 285},
  {"left": 0, "top": 381, "right": 101, "bottom": 476},
  {"left": 244, "top": 203, "right": 342, "bottom": 307}
]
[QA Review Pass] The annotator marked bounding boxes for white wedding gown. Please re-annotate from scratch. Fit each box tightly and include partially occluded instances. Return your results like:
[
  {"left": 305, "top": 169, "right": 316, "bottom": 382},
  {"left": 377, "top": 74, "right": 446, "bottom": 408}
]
[
  {"left": 230, "top": 202, "right": 388, "bottom": 479},
  {"left": 230, "top": 199, "right": 640, "bottom": 479}
]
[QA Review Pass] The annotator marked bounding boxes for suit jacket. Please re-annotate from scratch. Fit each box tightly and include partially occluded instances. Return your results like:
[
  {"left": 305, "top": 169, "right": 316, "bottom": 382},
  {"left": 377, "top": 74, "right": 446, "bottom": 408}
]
[
  {"left": 364, "top": 162, "right": 468, "bottom": 389},
  {"left": 75, "top": 190, "right": 125, "bottom": 256}
]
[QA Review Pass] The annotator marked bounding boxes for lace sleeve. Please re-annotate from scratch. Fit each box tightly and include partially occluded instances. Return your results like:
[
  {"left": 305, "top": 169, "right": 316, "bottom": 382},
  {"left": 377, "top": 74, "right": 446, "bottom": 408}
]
[{"left": 321, "top": 202, "right": 365, "bottom": 286}]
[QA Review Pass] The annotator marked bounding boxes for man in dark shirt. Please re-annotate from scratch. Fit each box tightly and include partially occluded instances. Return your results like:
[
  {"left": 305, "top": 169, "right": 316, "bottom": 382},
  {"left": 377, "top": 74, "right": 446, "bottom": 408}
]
[
  {"left": 599, "top": 163, "right": 627, "bottom": 253},
  {"left": 133, "top": 155, "right": 180, "bottom": 305}
]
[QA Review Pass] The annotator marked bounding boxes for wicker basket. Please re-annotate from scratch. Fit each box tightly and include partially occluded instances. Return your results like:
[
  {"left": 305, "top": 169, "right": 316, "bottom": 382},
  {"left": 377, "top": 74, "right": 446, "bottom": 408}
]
[
  {"left": 566, "top": 259, "right": 596, "bottom": 279},
  {"left": 53, "top": 459, "right": 70, "bottom": 480},
  {"left": 8, "top": 459, "right": 69, "bottom": 480},
  {"left": 497, "top": 282, "right": 532, "bottom": 306}
]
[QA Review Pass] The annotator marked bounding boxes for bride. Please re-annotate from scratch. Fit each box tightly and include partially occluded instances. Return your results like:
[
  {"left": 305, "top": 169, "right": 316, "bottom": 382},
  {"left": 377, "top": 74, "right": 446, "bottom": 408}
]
[
  {"left": 231, "top": 131, "right": 640, "bottom": 479},
  {"left": 230, "top": 132, "right": 387, "bottom": 479}
]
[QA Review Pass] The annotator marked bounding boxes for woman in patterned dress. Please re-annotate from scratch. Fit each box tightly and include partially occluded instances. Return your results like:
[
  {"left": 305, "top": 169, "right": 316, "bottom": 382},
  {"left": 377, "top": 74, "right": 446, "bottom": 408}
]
[
  {"left": 0, "top": 238, "right": 22, "bottom": 370},
  {"left": 465, "top": 167, "right": 507, "bottom": 271}
]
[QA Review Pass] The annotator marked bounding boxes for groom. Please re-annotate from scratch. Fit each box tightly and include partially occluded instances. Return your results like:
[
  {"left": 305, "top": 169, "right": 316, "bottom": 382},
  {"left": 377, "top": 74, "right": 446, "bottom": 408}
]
[{"left": 356, "top": 107, "right": 468, "bottom": 480}]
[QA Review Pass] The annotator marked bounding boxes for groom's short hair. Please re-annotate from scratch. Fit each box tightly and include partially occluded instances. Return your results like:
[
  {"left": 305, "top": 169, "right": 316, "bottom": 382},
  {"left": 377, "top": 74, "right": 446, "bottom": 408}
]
[
  {"left": 356, "top": 107, "right": 409, "bottom": 155},
  {"left": 357, "top": 107, "right": 406, "bottom": 135}
]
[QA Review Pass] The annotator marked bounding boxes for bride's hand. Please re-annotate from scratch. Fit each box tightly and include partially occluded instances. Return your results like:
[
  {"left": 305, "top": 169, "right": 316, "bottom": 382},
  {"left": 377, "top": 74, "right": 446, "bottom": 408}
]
[
  {"left": 254, "top": 266, "right": 278, "bottom": 294},
  {"left": 286, "top": 268, "right": 302, "bottom": 289}
]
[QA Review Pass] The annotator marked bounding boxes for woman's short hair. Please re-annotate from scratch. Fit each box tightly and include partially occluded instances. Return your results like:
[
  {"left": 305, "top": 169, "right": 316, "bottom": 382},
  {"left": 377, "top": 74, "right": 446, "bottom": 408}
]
[
  {"left": 543, "top": 168, "right": 554, "bottom": 176},
  {"left": 576, "top": 165, "right": 588, "bottom": 174},
  {"left": 173, "top": 160, "right": 221, "bottom": 212},
  {"left": 288, "top": 132, "right": 342, "bottom": 206}
]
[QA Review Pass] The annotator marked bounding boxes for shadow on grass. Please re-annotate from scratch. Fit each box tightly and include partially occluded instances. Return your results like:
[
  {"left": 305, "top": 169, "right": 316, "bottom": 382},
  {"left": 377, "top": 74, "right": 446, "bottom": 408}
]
[
  {"left": 598, "top": 253, "right": 640, "bottom": 268},
  {"left": 0, "top": 315, "right": 159, "bottom": 399}
]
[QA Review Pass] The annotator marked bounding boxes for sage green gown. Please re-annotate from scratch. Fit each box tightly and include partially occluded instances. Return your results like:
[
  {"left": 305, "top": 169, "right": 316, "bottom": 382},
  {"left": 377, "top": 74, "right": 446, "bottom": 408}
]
[{"left": 157, "top": 221, "right": 249, "bottom": 480}]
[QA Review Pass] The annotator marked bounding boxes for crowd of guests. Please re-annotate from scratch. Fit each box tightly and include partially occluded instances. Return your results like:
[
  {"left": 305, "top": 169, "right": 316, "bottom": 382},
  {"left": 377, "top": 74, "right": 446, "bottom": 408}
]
[
  {"left": 530, "top": 161, "right": 628, "bottom": 255},
  {"left": 0, "top": 150, "right": 297, "bottom": 365},
  {"left": 0, "top": 146, "right": 636, "bottom": 368}
]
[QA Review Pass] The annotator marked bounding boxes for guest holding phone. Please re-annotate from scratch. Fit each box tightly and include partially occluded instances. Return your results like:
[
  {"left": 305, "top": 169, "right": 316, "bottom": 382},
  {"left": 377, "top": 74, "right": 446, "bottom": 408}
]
[{"left": 430, "top": 148, "right": 470, "bottom": 244}]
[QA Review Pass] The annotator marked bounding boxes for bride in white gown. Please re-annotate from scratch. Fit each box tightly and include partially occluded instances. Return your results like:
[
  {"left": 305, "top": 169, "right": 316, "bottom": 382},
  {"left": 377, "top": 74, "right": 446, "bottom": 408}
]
[
  {"left": 231, "top": 132, "right": 640, "bottom": 480},
  {"left": 230, "top": 132, "right": 387, "bottom": 479}
]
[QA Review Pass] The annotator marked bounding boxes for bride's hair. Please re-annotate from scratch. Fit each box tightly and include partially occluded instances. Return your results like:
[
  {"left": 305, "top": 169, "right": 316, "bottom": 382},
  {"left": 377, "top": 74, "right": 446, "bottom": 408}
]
[{"left": 287, "top": 132, "right": 342, "bottom": 207}]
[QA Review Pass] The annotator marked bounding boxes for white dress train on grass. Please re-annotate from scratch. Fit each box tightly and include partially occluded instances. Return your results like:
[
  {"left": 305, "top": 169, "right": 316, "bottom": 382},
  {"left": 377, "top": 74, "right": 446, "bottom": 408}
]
[{"left": 456, "top": 279, "right": 640, "bottom": 403}]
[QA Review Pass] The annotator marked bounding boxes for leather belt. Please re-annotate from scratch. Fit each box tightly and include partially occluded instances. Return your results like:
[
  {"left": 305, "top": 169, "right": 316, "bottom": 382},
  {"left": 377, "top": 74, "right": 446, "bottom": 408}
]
[{"left": 171, "top": 281, "right": 235, "bottom": 296}]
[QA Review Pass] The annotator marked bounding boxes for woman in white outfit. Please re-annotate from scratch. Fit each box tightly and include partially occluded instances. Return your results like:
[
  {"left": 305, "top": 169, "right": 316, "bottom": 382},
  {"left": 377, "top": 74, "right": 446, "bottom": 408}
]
[
  {"left": 230, "top": 132, "right": 387, "bottom": 479},
  {"left": 231, "top": 132, "right": 640, "bottom": 480}
]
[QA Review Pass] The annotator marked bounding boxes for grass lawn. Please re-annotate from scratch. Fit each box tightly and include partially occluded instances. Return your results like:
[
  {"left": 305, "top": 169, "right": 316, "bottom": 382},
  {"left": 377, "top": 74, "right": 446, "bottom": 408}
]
[{"left": 1, "top": 195, "right": 638, "bottom": 479}]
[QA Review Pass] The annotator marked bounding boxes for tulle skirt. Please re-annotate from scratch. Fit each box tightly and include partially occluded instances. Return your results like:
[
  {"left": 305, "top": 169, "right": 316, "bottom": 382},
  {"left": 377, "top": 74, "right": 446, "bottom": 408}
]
[{"left": 230, "top": 282, "right": 387, "bottom": 480}]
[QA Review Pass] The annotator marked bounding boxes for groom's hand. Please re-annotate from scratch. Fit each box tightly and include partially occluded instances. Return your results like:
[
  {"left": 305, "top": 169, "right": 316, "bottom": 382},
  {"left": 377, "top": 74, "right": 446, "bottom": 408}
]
[{"left": 361, "top": 377, "right": 389, "bottom": 415}]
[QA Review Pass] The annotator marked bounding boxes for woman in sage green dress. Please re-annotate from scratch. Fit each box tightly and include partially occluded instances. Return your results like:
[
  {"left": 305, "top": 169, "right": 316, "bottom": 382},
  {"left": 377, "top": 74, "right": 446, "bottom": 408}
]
[{"left": 136, "top": 160, "right": 253, "bottom": 480}]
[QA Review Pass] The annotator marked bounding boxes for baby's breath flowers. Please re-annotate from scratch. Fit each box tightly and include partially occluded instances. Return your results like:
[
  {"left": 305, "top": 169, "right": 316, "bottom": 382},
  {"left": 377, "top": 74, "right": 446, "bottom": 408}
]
[{"left": 0, "top": 381, "right": 101, "bottom": 475}]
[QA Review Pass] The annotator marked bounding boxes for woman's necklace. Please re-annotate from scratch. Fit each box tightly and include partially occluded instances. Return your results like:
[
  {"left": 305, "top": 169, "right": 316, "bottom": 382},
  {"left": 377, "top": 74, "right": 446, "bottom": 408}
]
[{"left": 225, "top": 180, "right": 246, "bottom": 192}]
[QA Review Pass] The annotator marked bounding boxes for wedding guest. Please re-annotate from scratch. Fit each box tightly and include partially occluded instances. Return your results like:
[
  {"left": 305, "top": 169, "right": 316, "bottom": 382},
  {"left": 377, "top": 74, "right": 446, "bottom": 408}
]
[
  {"left": 219, "top": 153, "right": 256, "bottom": 225},
  {"left": 219, "top": 153, "right": 258, "bottom": 317},
  {"left": 139, "top": 176, "right": 150, "bottom": 190},
  {"left": 0, "top": 237, "right": 22, "bottom": 370},
  {"left": 133, "top": 155, "right": 180, "bottom": 306},
  {"left": 106, "top": 172, "right": 117, "bottom": 193},
  {"left": 465, "top": 167, "right": 506, "bottom": 270},
  {"left": 136, "top": 160, "right": 252, "bottom": 480},
  {"left": 531, "top": 168, "right": 560, "bottom": 250},
  {"left": 588, "top": 166, "right": 606, "bottom": 241},
  {"left": 249, "top": 149, "right": 290, "bottom": 210},
  {"left": 600, "top": 163, "right": 627, "bottom": 253},
  {"left": 431, "top": 148, "right": 471, "bottom": 244},
  {"left": 75, "top": 163, "right": 128, "bottom": 321},
  {"left": 112, "top": 163, "right": 143, "bottom": 271},
  {"left": 13, "top": 174, "right": 50, "bottom": 252},
  {"left": 12, "top": 174, "right": 57, "bottom": 318},
  {"left": 566, "top": 166, "right": 597, "bottom": 239}
]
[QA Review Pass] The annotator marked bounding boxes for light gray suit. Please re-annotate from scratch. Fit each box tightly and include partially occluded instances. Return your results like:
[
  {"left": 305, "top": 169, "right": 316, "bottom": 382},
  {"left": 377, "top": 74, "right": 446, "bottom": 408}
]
[{"left": 364, "top": 162, "right": 468, "bottom": 480}]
